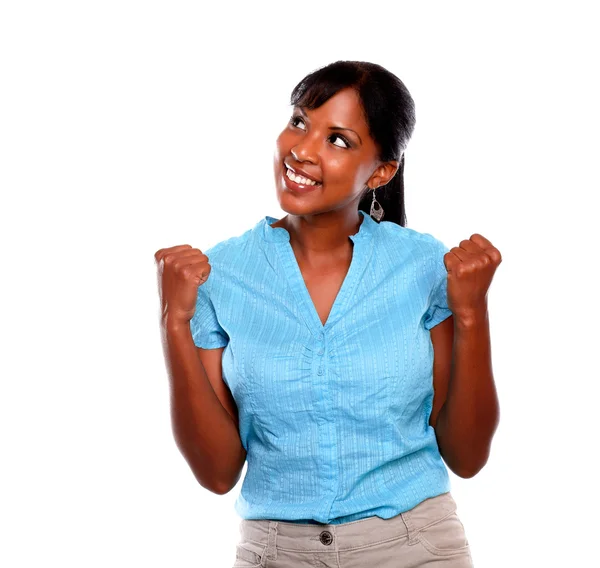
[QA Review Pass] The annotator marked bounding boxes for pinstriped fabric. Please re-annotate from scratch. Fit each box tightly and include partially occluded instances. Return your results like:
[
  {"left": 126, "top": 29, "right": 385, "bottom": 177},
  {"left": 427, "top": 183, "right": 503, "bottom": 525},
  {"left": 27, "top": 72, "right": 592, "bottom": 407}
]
[{"left": 189, "top": 209, "right": 454, "bottom": 525}]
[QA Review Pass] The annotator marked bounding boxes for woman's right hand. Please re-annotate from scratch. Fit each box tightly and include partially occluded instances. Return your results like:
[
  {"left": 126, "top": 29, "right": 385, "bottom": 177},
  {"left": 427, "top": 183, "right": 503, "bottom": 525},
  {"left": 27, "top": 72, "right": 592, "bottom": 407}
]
[{"left": 154, "top": 245, "right": 212, "bottom": 326}]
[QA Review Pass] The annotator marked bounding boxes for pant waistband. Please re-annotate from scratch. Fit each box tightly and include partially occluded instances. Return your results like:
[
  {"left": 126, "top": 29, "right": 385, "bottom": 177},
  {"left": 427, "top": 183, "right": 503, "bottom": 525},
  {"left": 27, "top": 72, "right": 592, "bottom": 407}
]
[{"left": 238, "top": 491, "right": 457, "bottom": 553}]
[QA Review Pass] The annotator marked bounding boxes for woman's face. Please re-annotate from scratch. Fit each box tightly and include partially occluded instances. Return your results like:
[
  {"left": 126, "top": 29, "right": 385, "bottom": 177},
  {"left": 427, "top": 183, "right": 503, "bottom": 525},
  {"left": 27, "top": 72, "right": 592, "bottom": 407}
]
[{"left": 273, "top": 87, "right": 396, "bottom": 216}]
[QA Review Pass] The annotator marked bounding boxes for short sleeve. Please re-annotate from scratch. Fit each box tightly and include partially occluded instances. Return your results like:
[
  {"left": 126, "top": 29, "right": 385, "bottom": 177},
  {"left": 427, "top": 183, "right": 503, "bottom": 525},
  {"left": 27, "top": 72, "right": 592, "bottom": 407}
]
[
  {"left": 423, "top": 240, "right": 453, "bottom": 330},
  {"left": 189, "top": 283, "right": 229, "bottom": 349}
]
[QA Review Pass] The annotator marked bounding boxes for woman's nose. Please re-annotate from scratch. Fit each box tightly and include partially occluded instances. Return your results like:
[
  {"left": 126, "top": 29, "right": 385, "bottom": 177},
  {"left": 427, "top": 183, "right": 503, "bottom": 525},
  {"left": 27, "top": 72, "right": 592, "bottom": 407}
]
[{"left": 291, "top": 137, "right": 318, "bottom": 163}]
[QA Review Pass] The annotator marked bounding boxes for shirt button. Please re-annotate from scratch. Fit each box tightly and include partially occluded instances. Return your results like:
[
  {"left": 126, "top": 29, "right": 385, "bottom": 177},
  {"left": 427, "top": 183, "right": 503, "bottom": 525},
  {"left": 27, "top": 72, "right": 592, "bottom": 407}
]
[
  {"left": 318, "top": 332, "right": 324, "bottom": 341},
  {"left": 319, "top": 531, "right": 333, "bottom": 545},
  {"left": 317, "top": 367, "right": 323, "bottom": 376},
  {"left": 318, "top": 348, "right": 324, "bottom": 356}
]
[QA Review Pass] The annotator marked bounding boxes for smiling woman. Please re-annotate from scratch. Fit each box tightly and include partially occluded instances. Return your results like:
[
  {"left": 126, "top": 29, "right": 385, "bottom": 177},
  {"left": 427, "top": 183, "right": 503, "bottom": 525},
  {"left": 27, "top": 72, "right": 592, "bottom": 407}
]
[
  {"left": 157, "top": 60, "right": 488, "bottom": 568},
  {"left": 274, "top": 87, "right": 398, "bottom": 208},
  {"left": 274, "top": 61, "right": 415, "bottom": 228}
]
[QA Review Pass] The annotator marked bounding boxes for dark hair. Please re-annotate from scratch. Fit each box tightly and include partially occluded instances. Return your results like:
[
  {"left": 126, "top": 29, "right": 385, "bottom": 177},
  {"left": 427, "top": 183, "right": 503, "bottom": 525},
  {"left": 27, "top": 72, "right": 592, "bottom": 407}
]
[{"left": 290, "top": 61, "right": 416, "bottom": 227}]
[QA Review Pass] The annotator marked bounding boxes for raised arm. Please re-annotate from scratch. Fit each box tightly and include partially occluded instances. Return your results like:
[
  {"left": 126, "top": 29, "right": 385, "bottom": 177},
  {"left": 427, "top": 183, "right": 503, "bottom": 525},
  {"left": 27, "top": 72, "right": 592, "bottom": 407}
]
[{"left": 155, "top": 245, "right": 245, "bottom": 494}]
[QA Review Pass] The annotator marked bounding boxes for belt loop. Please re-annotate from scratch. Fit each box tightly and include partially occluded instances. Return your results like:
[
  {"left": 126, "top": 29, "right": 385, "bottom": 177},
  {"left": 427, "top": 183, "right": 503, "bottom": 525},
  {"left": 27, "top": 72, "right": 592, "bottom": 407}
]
[
  {"left": 400, "top": 511, "right": 420, "bottom": 546},
  {"left": 265, "top": 521, "right": 278, "bottom": 562}
]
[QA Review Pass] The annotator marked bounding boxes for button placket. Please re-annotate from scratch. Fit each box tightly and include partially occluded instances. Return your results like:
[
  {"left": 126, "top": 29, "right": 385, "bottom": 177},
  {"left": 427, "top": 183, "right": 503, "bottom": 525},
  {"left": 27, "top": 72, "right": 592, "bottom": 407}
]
[{"left": 316, "top": 332, "right": 326, "bottom": 372}]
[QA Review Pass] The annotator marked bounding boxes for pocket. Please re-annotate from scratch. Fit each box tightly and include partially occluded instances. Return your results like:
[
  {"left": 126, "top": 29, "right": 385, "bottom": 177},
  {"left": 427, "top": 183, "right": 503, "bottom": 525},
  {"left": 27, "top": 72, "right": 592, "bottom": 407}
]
[
  {"left": 233, "top": 539, "right": 268, "bottom": 568},
  {"left": 415, "top": 511, "right": 471, "bottom": 557}
]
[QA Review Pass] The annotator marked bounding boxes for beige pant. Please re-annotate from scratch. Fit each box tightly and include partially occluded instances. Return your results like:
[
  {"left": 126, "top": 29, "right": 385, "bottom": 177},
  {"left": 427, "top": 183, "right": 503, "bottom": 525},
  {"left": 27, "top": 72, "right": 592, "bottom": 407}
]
[{"left": 233, "top": 491, "right": 474, "bottom": 567}]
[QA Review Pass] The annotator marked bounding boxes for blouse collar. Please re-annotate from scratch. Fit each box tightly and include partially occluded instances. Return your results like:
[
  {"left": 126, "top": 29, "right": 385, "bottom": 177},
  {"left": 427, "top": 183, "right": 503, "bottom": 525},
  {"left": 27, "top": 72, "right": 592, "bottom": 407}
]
[{"left": 260, "top": 209, "right": 376, "bottom": 244}]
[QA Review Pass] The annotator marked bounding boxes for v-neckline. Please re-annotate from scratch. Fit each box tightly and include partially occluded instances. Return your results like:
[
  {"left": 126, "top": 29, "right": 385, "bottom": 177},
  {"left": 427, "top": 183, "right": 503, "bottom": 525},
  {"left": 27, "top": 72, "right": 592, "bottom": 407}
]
[{"left": 261, "top": 210, "right": 376, "bottom": 335}]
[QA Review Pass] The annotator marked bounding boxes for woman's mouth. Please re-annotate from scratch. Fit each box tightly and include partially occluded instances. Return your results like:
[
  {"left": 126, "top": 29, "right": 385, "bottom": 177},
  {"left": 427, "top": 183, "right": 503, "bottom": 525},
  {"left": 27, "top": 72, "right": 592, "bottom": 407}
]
[{"left": 283, "top": 165, "right": 322, "bottom": 193}]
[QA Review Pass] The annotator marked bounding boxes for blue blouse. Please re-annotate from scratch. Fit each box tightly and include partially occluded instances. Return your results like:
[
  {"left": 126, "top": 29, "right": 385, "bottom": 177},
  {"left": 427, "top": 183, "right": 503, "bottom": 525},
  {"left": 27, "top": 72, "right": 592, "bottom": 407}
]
[{"left": 190, "top": 209, "right": 454, "bottom": 524}]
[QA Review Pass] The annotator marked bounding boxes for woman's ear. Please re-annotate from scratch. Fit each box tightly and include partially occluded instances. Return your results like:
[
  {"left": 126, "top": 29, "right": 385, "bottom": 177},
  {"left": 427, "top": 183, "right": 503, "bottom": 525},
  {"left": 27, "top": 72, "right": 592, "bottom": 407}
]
[{"left": 368, "top": 159, "right": 400, "bottom": 189}]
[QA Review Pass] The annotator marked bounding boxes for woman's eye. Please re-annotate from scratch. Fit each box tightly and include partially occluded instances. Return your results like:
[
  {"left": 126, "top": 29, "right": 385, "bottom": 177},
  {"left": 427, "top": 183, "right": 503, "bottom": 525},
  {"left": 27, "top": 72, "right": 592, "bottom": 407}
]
[
  {"left": 330, "top": 134, "right": 349, "bottom": 149},
  {"left": 289, "top": 116, "right": 349, "bottom": 149},
  {"left": 290, "top": 116, "right": 306, "bottom": 130}
]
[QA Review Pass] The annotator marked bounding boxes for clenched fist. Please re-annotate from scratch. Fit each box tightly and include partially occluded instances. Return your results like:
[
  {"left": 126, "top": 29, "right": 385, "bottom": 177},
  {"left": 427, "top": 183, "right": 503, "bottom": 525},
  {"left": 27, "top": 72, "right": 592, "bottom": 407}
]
[
  {"left": 154, "top": 245, "right": 211, "bottom": 326},
  {"left": 443, "top": 233, "right": 502, "bottom": 322}
]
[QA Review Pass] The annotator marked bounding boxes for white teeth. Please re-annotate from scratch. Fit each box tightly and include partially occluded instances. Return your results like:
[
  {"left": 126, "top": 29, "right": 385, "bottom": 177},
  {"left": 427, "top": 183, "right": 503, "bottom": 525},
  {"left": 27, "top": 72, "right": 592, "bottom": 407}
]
[{"left": 286, "top": 166, "right": 319, "bottom": 186}]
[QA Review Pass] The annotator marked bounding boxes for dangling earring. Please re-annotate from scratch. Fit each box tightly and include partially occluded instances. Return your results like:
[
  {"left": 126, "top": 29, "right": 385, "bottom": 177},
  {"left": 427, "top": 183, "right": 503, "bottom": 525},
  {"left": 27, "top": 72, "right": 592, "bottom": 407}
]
[{"left": 370, "top": 185, "right": 384, "bottom": 222}]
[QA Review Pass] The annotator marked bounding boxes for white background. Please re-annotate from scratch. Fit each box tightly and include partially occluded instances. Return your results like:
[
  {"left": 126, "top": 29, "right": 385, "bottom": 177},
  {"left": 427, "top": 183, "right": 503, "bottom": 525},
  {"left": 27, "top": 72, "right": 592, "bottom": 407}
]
[{"left": 1, "top": 1, "right": 598, "bottom": 566}]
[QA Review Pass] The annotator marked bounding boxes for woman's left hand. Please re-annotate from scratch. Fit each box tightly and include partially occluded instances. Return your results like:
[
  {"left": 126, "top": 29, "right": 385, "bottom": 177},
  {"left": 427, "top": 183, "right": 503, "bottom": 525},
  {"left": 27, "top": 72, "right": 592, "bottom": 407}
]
[{"left": 444, "top": 234, "right": 502, "bottom": 321}]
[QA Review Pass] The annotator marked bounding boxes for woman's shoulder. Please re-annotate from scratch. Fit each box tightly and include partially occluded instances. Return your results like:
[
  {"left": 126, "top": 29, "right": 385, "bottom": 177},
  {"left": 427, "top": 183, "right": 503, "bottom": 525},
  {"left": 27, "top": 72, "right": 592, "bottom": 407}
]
[
  {"left": 202, "top": 224, "right": 257, "bottom": 262},
  {"left": 378, "top": 219, "right": 446, "bottom": 254}
]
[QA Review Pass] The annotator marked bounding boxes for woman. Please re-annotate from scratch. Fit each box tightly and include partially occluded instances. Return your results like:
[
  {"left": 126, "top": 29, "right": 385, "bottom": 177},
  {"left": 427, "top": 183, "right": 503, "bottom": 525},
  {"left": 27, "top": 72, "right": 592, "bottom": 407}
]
[{"left": 155, "top": 61, "right": 501, "bottom": 567}]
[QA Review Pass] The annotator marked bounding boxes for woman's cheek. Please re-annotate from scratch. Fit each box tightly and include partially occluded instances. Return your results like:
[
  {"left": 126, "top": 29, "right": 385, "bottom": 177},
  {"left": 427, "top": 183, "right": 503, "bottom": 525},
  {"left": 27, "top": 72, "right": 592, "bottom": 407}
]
[{"left": 324, "top": 156, "right": 349, "bottom": 183}]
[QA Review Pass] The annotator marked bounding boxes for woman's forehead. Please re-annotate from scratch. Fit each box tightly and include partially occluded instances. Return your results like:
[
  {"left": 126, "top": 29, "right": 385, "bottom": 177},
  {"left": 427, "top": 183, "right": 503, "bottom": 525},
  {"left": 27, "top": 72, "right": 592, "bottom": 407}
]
[{"left": 296, "top": 88, "right": 368, "bottom": 130}]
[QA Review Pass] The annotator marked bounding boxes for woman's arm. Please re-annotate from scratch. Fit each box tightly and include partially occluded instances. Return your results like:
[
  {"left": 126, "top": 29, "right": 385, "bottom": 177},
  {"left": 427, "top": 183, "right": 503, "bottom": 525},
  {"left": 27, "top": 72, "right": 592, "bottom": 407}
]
[
  {"left": 430, "top": 307, "right": 500, "bottom": 478},
  {"left": 161, "top": 320, "right": 246, "bottom": 494}
]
